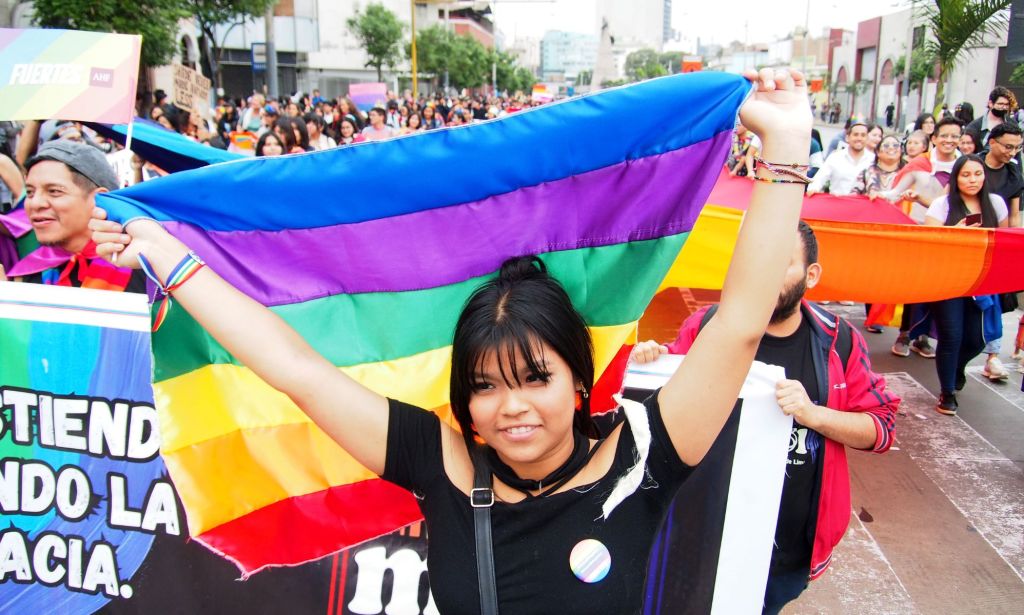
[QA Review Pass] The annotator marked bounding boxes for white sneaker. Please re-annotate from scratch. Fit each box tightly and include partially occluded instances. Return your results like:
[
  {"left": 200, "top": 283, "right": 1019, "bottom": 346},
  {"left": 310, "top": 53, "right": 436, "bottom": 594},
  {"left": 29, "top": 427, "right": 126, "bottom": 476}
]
[{"left": 983, "top": 357, "right": 1009, "bottom": 381}]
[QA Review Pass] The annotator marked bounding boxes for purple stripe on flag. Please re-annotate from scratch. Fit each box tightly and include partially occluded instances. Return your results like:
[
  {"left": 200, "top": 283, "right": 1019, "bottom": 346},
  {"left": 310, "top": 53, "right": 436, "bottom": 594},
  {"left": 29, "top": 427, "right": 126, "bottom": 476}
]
[{"left": 164, "top": 130, "right": 730, "bottom": 305}]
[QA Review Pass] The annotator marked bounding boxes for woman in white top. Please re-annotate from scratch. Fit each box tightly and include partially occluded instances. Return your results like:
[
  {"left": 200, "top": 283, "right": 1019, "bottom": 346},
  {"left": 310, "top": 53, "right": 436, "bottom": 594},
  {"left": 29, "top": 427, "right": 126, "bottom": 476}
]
[{"left": 924, "top": 154, "right": 1008, "bottom": 415}]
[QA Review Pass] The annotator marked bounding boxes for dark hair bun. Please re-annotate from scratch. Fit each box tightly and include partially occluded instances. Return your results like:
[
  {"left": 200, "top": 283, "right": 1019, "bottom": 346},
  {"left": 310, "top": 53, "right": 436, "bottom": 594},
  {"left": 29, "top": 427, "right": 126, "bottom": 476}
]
[{"left": 498, "top": 255, "right": 547, "bottom": 282}]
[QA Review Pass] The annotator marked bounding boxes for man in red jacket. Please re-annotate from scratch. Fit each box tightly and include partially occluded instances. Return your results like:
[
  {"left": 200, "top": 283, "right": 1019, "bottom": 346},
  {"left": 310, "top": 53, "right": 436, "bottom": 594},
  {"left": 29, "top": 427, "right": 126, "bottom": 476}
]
[{"left": 632, "top": 221, "right": 899, "bottom": 614}]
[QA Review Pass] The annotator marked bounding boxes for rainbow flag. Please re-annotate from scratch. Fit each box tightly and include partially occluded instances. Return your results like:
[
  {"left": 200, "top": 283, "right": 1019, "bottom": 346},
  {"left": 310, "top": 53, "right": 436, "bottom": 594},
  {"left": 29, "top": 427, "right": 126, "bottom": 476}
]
[
  {"left": 663, "top": 203, "right": 1024, "bottom": 303},
  {"left": 97, "top": 72, "right": 751, "bottom": 574},
  {"left": 0, "top": 28, "right": 141, "bottom": 123}
]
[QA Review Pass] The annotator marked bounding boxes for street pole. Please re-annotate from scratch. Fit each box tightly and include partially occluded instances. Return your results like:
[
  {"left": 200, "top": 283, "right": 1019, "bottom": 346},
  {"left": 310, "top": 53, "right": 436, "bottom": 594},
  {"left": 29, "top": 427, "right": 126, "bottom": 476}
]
[
  {"left": 411, "top": 0, "right": 419, "bottom": 99},
  {"left": 265, "top": 4, "right": 279, "bottom": 98},
  {"left": 899, "top": 3, "right": 913, "bottom": 132}
]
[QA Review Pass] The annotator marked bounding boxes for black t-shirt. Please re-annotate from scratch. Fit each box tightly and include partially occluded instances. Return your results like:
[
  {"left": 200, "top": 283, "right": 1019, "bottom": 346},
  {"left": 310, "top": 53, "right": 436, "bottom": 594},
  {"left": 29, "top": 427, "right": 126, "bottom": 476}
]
[
  {"left": 754, "top": 317, "right": 823, "bottom": 574},
  {"left": 984, "top": 161, "right": 1024, "bottom": 210},
  {"left": 382, "top": 393, "right": 692, "bottom": 615}
]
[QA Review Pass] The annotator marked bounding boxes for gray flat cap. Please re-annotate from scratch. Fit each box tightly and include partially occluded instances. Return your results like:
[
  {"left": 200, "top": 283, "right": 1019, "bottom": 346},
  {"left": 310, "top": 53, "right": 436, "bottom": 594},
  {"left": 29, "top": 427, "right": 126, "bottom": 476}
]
[{"left": 26, "top": 139, "right": 120, "bottom": 191}]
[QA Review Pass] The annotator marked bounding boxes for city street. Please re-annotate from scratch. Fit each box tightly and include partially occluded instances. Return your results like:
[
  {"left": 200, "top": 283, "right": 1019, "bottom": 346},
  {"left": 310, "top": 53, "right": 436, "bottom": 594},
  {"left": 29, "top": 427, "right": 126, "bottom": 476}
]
[{"left": 640, "top": 289, "right": 1024, "bottom": 614}]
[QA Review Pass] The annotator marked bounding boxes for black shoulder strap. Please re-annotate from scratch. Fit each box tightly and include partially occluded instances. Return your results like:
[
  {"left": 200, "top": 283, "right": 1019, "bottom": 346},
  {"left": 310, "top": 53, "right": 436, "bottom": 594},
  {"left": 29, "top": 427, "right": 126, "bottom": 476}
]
[
  {"left": 470, "top": 447, "right": 498, "bottom": 615},
  {"left": 834, "top": 316, "right": 854, "bottom": 372},
  {"left": 698, "top": 304, "right": 719, "bottom": 331}
]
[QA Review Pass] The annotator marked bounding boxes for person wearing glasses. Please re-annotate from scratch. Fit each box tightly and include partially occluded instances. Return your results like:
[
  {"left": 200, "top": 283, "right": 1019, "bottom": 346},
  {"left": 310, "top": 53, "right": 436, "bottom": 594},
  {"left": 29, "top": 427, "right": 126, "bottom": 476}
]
[
  {"left": 967, "top": 86, "right": 1017, "bottom": 144},
  {"left": 853, "top": 133, "right": 905, "bottom": 199},
  {"left": 983, "top": 123, "right": 1024, "bottom": 227},
  {"left": 982, "top": 122, "right": 1024, "bottom": 377}
]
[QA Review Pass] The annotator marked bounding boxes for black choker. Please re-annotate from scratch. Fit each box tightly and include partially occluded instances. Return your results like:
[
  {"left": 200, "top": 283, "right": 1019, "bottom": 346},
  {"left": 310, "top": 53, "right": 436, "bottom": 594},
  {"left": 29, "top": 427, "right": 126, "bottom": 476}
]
[{"left": 485, "top": 430, "right": 603, "bottom": 498}]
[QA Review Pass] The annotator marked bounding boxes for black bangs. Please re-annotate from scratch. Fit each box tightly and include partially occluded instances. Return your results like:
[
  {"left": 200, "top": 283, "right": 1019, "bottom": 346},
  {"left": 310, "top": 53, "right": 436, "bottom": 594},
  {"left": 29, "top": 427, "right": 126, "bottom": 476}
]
[{"left": 469, "top": 322, "right": 551, "bottom": 391}]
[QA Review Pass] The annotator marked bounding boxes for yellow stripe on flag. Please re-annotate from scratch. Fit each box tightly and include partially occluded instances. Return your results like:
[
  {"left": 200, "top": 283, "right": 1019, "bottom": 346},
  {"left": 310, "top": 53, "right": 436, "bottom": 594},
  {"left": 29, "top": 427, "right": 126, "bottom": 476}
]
[{"left": 156, "top": 322, "right": 638, "bottom": 454}]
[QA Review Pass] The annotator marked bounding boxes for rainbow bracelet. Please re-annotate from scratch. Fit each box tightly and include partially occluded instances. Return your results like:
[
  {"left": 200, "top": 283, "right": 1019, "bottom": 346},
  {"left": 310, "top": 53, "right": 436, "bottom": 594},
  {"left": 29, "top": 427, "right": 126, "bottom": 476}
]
[{"left": 138, "top": 250, "right": 205, "bottom": 332}]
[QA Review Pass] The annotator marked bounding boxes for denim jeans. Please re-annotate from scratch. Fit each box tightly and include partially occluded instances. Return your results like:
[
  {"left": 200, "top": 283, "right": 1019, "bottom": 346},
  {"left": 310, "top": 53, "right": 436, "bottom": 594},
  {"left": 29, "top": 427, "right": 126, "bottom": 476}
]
[
  {"left": 930, "top": 298, "right": 985, "bottom": 394},
  {"left": 763, "top": 567, "right": 810, "bottom": 615}
]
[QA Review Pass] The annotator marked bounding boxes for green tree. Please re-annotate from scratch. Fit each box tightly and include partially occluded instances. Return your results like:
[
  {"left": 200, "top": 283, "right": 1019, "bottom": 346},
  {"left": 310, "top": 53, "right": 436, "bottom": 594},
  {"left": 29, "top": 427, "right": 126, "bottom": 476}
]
[
  {"left": 452, "top": 35, "right": 490, "bottom": 89},
  {"left": 918, "top": 0, "right": 1011, "bottom": 115},
  {"left": 624, "top": 48, "right": 667, "bottom": 82},
  {"left": 187, "top": 0, "right": 276, "bottom": 93},
  {"left": 1012, "top": 62, "right": 1024, "bottom": 84},
  {"left": 576, "top": 69, "right": 593, "bottom": 86},
  {"left": 32, "top": 0, "right": 189, "bottom": 68},
  {"left": 406, "top": 24, "right": 454, "bottom": 90},
  {"left": 347, "top": 3, "right": 406, "bottom": 82},
  {"left": 658, "top": 51, "right": 685, "bottom": 74},
  {"left": 514, "top": 66, "right": 536, "bottom": 92}
]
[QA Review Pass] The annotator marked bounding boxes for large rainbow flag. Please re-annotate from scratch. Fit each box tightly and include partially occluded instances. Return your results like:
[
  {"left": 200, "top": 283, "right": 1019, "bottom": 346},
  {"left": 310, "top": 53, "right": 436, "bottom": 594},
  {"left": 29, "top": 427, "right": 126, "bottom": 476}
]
[
  {"left": 98, "top": 72, "right": 751, "bottom": 574},
  {"left": 665, "top": 173, "right": 1024, "bottom": 302}
]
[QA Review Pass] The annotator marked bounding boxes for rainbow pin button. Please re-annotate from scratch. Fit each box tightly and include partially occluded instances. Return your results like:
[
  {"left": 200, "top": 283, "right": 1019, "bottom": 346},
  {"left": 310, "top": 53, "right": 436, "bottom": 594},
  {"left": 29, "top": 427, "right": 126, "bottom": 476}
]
[{"left": 569, "top": 539, "right": 611, "bottom": 583}]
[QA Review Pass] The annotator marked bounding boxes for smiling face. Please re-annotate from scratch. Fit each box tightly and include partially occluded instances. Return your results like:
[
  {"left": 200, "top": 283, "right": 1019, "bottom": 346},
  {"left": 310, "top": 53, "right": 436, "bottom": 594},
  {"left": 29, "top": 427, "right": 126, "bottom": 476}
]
[
  {"left": 877, "top": 136, "right": 902, "bottom": 165},
  {"left": 932, "top": 123, "right": 962, "bottom": 159},
  {"left": 469, "top": 339, "right": 578, "bottom": 480},
  {"left": 847, "top": 125, "right": 868, "bottom": 152},
  {"left": 25, "top": 161, "right": 100, "bottom": 253},
  {"left": 956, "top": 160, "right": 986, "bottom": 197},
  {"left": 989, "top": 133, "right": 1023, "bottom": 165}
]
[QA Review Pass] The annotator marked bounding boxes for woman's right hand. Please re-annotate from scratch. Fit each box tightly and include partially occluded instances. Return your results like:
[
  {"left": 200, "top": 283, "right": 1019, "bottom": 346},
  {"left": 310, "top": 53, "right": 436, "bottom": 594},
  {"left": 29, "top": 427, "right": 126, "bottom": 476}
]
[{"left": 89, "top": 207, "right": 166, "bottom": 269}]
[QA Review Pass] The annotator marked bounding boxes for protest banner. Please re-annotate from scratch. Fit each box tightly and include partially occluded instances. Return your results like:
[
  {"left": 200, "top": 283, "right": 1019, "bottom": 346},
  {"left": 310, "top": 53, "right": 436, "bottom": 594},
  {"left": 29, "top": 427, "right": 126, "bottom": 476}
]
[
  {"left": 531, "top": 83, "right": 553, "bottom": 103},
  {"left": 349, "top": 82, "right": 388, "bottom": 111},
  {"left": 172, "top": 63, "right": 212, "bottom": 118},
  {"left": 0, "top": 28, "right": 140, "bottom": 124},
  {"left": 0, "top": 282, "right": 441, "bottom": 614}
]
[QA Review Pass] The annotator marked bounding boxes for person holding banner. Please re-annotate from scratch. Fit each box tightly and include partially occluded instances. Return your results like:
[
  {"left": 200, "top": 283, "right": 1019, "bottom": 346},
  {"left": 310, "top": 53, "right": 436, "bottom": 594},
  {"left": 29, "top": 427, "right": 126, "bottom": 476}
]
[
  {"left": 631, "top": 221, "right": 898, "bottom": 613},
  {"left": 91, "top": 68, "right": 812, "bottom": 614}
]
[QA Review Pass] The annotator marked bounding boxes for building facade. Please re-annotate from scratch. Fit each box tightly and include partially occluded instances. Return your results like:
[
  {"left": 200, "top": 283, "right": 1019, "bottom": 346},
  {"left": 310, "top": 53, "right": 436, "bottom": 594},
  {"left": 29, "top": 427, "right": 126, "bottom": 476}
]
[
  {"left": 828, "top": 6, "right": 1017, "bottom": 128},
  {"left": 540, "top": 30, "right": 598, "bottom": 81}
]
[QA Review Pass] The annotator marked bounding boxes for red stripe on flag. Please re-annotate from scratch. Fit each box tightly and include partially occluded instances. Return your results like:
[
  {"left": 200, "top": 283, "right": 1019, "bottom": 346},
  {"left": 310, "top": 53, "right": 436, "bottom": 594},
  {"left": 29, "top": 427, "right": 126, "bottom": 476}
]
[
  {"left": 591, "top": 343, "right": 633, "bottom": 413},
  {"left": 196, "top": 478, "right": 423, "bottom": 575},
  {"left": 969, "top": 229, "right": 1024, "bottom": 295}
]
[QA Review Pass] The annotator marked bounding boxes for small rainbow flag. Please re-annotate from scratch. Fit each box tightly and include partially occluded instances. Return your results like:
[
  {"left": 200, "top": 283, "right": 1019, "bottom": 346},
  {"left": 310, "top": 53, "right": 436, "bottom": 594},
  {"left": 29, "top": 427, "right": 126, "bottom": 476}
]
[
  {"left": 0, "top": 28, "right": 141, "bottom": 123},
  {"left": 98, "top": 72, "right": 750, "bottom": 574}
]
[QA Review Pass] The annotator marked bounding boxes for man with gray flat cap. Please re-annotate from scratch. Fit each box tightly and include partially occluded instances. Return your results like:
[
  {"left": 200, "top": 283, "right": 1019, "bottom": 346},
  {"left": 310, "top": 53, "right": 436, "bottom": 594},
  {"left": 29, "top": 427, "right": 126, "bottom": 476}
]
[{"left": 2, "top": 139, "right": 145, "bottom": 292}]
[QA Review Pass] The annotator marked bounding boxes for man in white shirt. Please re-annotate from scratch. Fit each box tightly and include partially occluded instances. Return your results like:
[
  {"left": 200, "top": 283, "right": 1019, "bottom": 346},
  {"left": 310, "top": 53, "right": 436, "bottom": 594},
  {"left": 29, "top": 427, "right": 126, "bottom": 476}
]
[
  {"left": 807, "top": 121, "right": 874, "bottom": 195},
  {"left": 928, "top": 117, "right": 962, "bottom": 186}
]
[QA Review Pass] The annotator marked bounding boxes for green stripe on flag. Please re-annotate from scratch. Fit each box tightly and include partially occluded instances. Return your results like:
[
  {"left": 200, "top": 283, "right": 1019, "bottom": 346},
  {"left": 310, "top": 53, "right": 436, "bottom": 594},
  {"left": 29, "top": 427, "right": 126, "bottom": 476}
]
[{"left": 153, "top": 234, "right": 688, "bottom": 381}]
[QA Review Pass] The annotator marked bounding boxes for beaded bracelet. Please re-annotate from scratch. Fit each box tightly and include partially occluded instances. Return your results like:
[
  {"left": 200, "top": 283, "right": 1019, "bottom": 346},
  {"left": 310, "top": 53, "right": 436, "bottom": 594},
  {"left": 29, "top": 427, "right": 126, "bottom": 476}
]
[
  {"left": 754, "top": 157, "right": 811, "bottom": 184},
  {"left": 753, "top": 156, "right": 810, "bottom": 171},
  {"left": 752, "top": 175, "right": 808, "bottom": 185},
  {"left": 138, "top": 250, "right": 206, "bottom": 332}
]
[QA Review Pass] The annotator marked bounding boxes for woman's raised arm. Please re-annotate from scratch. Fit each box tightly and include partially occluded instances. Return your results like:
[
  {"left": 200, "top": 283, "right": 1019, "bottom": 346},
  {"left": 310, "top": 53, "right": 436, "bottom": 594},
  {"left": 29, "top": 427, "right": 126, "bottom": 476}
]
[
  {"left": 659, "top": 68, "right": 812, "bottom": 466},
  {"left": 91, "top": 213, "right": 391, "bottom": 475}
]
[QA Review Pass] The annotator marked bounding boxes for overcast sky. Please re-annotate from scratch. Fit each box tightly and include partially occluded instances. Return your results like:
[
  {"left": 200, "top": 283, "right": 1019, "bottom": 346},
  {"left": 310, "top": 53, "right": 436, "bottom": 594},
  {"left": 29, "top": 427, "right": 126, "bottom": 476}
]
[{"left": 492, "top": 0, "right": 909, "bottom": 47}]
